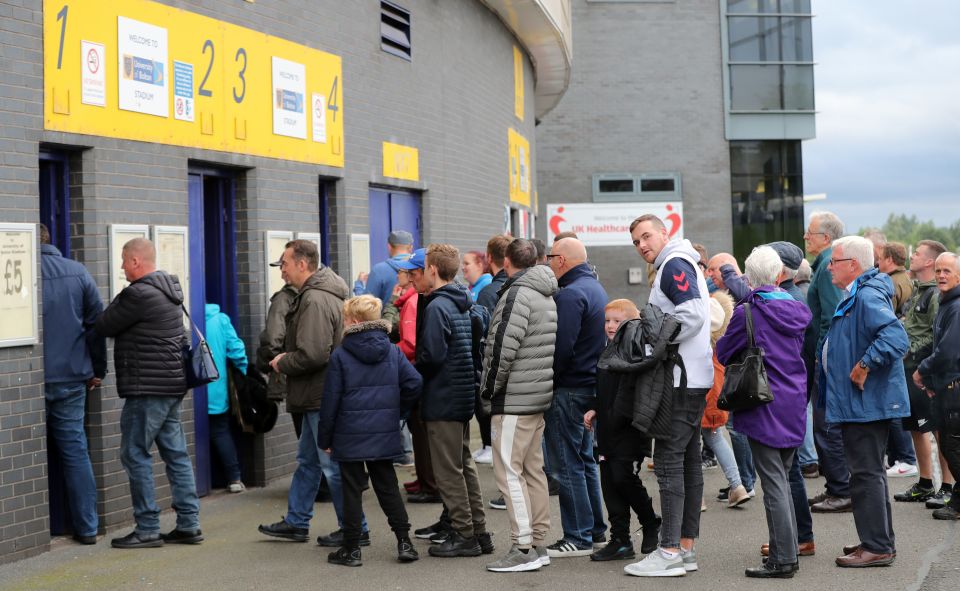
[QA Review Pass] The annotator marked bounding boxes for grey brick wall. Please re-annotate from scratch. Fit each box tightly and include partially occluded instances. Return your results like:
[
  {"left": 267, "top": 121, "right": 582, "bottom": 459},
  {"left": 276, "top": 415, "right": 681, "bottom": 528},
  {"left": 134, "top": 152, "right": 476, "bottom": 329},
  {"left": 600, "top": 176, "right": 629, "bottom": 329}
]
[
  {"left": 536, "top": 0, "right": 732, "bottom": 301},
  {"left": 1, "top": 0, "right": 537, "bottom": 562}
]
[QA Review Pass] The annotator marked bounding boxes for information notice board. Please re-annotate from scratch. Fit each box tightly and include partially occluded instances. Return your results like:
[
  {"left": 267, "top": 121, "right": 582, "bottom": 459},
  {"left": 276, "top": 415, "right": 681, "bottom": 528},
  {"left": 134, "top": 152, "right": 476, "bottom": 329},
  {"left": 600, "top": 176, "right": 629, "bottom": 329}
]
[
  {"left": 0, "top": 224, "right": 38, "bottom": 348},
  {"left": 43, "top": 0, "right": 344, "bottom": 167}
]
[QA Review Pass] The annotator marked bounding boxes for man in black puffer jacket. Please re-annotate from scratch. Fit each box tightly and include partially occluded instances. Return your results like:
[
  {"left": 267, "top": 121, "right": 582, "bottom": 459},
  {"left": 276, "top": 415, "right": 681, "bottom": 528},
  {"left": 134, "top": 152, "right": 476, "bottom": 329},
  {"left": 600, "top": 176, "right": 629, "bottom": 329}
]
[
  {"left": 400, "top": 244, "right": 491, "bottom": 558},
  {"left": 96, "top": 238, "right": 201, "bottom": 549}
]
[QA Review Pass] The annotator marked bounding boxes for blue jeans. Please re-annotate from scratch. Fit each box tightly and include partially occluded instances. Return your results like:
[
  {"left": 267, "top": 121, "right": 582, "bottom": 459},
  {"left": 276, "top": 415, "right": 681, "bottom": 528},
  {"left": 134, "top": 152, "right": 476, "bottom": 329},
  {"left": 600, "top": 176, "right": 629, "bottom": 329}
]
[
  {"left": 789, "top": 451, "right": 814, "bottom": 544},
  {"left": 120, "top": 396, "right": 200, "bottom": 534},
  {"left": 545, "top": 387, "right": 606, "bottom": 548},
  {"left": 886, "top": 418, "right": 917, "bottom": 466},
  {"left": 812, "top": 387, "right": 851, "bottom": 498},
  {"left": 285, "top": 411, "right": 367, "bottom": 532},
  {"left": 45, "top": 382, "right": 98, "bottom": 537},
  {"left": 209, "top": 413, "right": 241, "bottom": 482},
  {"left": 797, "top": 402, "right": 819, "bottom": 467},
  {"left": 702, "top": 427, "right": 741, "bottom": 489},
  {"left": 728, "top": 418, "right": 756, "bottom": 491}
]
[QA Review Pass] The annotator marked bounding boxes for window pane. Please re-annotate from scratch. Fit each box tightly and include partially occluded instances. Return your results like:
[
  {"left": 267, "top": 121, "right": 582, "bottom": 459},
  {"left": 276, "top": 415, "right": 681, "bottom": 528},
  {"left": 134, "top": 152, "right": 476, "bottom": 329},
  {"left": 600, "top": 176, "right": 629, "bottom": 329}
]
[
  {"left": 780, "top": 17, "right": 813, "bottom": 61},
  {"left": 640, "top": 178, "right": 676, "bottom": 193},
  {"left": 728, "top": 0, "right": 779, "bottom": 14},
  {"left": 730, "top": 65, "right": 780, "bottom": 109},
  {"left": 782, "top": 65, "right": 814, "bottom": 110},
  {"left": 779, "top": 0, "right": 811, "bottom": 13},
  {"left": 598, "top": 179, "right": 635, "bottom": 193},
  {"left": 729, "top": 17, "right": 780, "bottom": 61}
]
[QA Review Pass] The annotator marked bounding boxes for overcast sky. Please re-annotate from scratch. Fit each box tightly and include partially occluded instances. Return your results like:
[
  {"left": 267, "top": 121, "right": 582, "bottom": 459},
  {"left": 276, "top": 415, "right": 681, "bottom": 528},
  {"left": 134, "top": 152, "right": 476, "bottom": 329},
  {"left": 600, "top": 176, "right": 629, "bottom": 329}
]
[{"left": 803, "top": 0, "right": 960, "bottom": 231}]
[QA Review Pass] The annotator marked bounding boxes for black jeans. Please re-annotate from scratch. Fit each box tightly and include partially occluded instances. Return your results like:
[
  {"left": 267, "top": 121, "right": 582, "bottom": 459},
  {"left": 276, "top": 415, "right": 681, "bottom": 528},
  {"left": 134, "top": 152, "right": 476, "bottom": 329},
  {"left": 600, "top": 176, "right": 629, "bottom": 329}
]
[
  {"left": 788, "top": 452, "right": 814, "bottom": 544},
  {"left": 652, "top": 388, "right": 707, "bottom": 548},
  {"left": 476, "top": 393, "right": 492, "bottom": 448},
  {"left": 840, "top": 420, "right": 895, "bottom": 554},
  {"left": 600, "top": 458, "right": 658, "bottom": 542},
  {"left": 340, "top": 460, "right": 410, "bottom": 548}
]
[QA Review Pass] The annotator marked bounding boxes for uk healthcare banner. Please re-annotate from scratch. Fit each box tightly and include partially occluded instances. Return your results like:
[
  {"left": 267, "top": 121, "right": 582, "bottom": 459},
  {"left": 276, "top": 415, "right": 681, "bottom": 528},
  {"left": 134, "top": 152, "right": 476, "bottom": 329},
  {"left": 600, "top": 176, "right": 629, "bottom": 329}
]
[{"left": 546, "top": 202, "right": 683, "bottom": 247}]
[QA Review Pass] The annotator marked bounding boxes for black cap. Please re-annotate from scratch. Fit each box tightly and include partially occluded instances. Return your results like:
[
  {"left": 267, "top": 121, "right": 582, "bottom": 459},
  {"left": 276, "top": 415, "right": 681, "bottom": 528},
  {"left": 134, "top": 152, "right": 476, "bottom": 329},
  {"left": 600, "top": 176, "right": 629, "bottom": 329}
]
[{"left": 767, "top": 241, "right": 803, "bottom": 270}]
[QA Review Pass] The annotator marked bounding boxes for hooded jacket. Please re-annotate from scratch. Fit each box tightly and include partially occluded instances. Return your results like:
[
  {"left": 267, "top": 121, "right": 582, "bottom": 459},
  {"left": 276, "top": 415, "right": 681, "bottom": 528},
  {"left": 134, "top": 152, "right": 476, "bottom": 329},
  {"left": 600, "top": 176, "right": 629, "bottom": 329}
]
[
  {"left": 717, "top": 287, "right": 812, "bottom": 448},
  {"left": 480, "top": 265, "right": 558, "bottom": 416},
  {"left": 648, "top": 239, "right": 714, "bottom": 389},
  {"left": 256, "top": 284, "right": 297, "bottom": 401},
  {"left": 477, "top": 269, "right": 508, "bottom": 314},
  {"left": 277, "top": 266, "right": 349, "bottom": 412},
  {"left": 205, "top": 303, "right": 248, "bottom": 415},
  {"left": 416, "top": 282, "right": 476, "bottom": 422},
  {"left": 918, "top": 285, "right": 960, "bottom": 394},
  {"left": 553, "top": 263, "right": 609, "bottom": 389},
  {"left": 817, "top": 268, "right": 910, "bottom": 424},
  {"left": 383, "top": 287, "right": 419, "bottom": 362},
  {"left": 40, "top": 244, "right": 107, "bottom": 383},
  {"left": 96, "top": 270, "right": 187, "bottom": 397},
  {"left": 318, "top": 320, "right": 422, "bottom": 462},
  {"left": 364, "top": 254, "right": 410, "bottom": 305}
]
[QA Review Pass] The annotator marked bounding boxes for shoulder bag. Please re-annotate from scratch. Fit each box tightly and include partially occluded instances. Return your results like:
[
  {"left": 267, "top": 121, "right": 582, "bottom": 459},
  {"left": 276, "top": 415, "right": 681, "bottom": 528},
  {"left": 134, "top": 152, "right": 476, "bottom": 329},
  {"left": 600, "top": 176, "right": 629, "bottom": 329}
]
[
  {"left": 717, "top": 302, "right": 774, "bottom": 412},
  {"left": 181, "top": 305, "right": 220, "bottom": 389}
]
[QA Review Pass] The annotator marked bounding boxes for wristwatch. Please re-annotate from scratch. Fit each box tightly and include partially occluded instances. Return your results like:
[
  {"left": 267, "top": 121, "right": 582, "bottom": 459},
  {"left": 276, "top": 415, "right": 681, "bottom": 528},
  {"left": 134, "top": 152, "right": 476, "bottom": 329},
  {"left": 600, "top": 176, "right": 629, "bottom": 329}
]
[{"left": 858, "top": 361, "right": 869, "bottom": 370}]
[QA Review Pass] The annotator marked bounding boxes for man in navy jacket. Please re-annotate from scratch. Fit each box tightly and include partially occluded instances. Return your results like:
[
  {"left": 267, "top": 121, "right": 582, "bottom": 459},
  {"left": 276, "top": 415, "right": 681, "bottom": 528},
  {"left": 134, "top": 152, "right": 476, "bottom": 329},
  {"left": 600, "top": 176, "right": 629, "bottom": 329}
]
[
  {"left": 543, "top": 237, "right": 609, "bottom": 557},
  {"left": 40, "top": 224, "right": 105, "bottom": 545}
]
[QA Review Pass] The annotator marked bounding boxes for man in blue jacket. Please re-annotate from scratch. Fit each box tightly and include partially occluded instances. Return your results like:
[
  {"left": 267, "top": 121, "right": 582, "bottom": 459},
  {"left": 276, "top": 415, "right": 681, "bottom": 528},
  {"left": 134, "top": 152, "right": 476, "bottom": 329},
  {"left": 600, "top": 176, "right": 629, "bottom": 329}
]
[
  {"left": 820, "top": 235, "right": 909, "bottom": 568},
  {"left": 543, "top": 237, "right": 608, "bottom": 557},
  {"left": 359, "top": 230, "right": 414, "bottom": 303},
  {"left": 40, "top": 224, "right": 106, "bottom": 545}
]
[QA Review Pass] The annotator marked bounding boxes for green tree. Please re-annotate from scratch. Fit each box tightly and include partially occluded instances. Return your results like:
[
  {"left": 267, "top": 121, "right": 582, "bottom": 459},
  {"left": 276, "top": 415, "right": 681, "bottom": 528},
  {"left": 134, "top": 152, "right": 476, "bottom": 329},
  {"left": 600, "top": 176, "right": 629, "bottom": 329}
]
[{"left": 860, "top": 214, "right": 958, "bottom": 252}]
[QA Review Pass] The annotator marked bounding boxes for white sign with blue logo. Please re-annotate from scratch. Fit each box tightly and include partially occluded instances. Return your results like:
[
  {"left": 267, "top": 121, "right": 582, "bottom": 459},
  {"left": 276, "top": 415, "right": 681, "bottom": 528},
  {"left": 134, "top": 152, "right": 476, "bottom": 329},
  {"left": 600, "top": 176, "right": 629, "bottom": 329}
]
[
  {"left": 272, "top": 56, "right": 306, "bottom": 139},
  {"left": 173, "top": 61, "right": 194, "bottom": 122},
  {"left": 117, "top": 16, "right": 168, "bottom": 117}
]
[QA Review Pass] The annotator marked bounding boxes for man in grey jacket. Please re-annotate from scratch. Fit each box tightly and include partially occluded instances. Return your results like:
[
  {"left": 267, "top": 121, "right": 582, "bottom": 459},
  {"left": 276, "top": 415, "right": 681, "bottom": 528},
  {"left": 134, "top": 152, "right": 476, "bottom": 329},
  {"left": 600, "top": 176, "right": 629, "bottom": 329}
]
[{"left": 481, "top": 239, "right": 558, "bottom": 572}]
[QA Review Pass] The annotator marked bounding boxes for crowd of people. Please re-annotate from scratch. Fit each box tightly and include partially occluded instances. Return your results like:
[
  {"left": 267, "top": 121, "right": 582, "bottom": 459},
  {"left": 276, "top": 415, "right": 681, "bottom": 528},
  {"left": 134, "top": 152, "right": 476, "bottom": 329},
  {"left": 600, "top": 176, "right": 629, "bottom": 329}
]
[{"left": 41, "top": 209, "right": 960, "bottom": 579}]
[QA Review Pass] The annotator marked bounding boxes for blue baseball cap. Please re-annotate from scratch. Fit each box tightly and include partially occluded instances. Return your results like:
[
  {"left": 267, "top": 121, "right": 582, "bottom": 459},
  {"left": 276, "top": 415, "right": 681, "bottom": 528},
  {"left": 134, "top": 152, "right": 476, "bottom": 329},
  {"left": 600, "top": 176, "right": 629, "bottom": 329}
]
[{"left": 396, "top": 248, "right": 426, "bottom": 270}]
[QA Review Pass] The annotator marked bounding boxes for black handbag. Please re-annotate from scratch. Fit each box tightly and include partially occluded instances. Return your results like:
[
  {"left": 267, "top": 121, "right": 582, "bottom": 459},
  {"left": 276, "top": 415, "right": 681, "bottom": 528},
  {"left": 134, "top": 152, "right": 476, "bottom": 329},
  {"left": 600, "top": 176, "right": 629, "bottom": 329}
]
[
  {"left": 717, "top": 302, "right": 774, "bottom": 412},
  {"left": 181, "top": 305, "right": 220, "bottom": 389}
]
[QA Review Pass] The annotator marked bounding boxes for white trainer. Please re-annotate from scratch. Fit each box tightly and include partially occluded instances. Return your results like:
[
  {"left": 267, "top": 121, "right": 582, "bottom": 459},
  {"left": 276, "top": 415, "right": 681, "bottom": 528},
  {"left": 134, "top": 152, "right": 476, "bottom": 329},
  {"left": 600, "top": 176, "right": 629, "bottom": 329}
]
[
  {"left": 887, "top": 461, "right": 918, "bottom": 477},
  {"left": 624, "top": 549, "right": 686, "bottom": 577},
  {"left": 474, "top": 446, "right": 493, "bottom": 465}
]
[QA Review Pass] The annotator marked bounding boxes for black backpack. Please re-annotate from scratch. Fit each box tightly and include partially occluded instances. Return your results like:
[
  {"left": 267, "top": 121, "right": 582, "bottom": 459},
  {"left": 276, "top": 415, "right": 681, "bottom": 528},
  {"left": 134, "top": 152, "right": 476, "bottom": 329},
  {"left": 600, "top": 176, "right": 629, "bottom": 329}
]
[{"left": 229, "top": 365, "right": 279, "bottom": 434}]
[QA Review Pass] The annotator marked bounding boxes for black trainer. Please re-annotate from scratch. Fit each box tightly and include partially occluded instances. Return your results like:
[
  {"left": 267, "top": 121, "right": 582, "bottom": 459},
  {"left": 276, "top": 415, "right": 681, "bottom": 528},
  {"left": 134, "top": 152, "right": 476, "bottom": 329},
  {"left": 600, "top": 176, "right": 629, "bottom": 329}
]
[
  {"left": 72, "top": 534, "right": 97, "bottom": 545},
  {"left": 414, "top": 519, "right": 448, "bottom": 539},
  {"left": 316, "top": 529, "right": 370, "bottom": 547},
  {"left": 328, "top": 546, "right": 362, "bottom": 567},
  {"left": 477, "top": 531, "right": 495, "bottom": 555},
  {"left": 161, "top": 529, "right": 204, "bottom": 544},
  {"left": 397, "top": 538, "right": 419, "bottom": 562},
  {"left": 925, "top": 488, "right": 953, "bottom": 509},
  {"left": 746, "top": 560, "right": 799, "bottom": 578},
  {"left": 488, "top": 496, "right": 507, "bottom": 510},
  {"left": 717, "top": 487, "right": 730, "bottom": 501},
  {"left": 257, "top": 519, "right": 308, "bottom": 542},
  {"left": 590, "top": 539, "right": 635, "bottom": 561},
  {"left": 640, "top": 516, "right": 662, "bottom": 555},
  {"left": 111, "top": 531, "right": 163, "bottom": 549},
  {"left": 428, "top": 531, "right": 482, "bottom": 557},
  {"left": 894, "top": 482, "right": 935, "bottom": 503}
]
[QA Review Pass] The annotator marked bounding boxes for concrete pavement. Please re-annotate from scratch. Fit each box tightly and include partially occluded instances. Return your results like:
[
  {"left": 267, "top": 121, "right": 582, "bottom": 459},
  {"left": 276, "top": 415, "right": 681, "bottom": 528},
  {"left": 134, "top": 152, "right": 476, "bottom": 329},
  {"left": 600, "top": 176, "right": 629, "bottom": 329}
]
[{"left": 0, "top": 458, "right": 957, "bottom": 590}]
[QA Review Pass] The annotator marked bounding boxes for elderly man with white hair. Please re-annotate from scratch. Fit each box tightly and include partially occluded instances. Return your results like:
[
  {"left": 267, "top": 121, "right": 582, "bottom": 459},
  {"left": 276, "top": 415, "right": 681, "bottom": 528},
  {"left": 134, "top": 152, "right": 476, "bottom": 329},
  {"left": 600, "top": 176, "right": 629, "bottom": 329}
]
[
  {"left": 716, "top": 247, "right": 811, "bottom": 578},
  {"left": 819, "top": 235, "right": 910, "bottom": 568}
]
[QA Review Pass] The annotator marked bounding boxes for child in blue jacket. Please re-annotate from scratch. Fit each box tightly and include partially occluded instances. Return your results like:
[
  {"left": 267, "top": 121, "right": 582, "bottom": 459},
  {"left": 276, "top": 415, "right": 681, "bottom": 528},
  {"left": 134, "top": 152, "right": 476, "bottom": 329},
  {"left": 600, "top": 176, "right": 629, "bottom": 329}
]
[
  {"left": 318, "top": 295, "right": 423, "bottom": 566},
  {"left": 204, "top": 303, "right": 248, "bottom": 492}
]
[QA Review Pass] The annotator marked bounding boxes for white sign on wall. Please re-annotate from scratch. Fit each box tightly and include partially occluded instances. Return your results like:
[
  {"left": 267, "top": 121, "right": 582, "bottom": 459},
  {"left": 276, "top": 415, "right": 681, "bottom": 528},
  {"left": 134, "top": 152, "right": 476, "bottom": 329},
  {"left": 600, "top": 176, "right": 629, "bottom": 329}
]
[
  {"left": 117, "top": 16, "right": 169, "bottom": 117},
  {"left": 311, "top": 93, "right": 327, "bottom": 143},
  {"left": 80, "top": 40, "right": 106, "bottom": 106},
  {"left": 272, "top": 57, "right": 306, "bottom": 139},
  {"left": 546, "top": 202, "right": 684, "bottom": 247}
]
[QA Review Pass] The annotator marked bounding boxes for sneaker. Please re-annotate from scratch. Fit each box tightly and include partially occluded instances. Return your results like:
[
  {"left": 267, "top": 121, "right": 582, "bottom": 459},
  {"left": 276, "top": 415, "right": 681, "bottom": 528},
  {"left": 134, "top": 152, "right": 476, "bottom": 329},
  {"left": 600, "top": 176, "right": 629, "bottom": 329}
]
[
  {"left": 72, "top": 534, "right": 97, "bottom": 545},
  {"left": 932, "top": 505, "right": 960, "bottom": 520},
  {"left": 486, "top": 545, "right": 543, "bottom": 572},
  {"left": 926, "top": 488, "right": 953, "bottom": 509},
  {"left": 317, "top": 529, "right": 371, "bottom": 547},
  {"left": 623, "top": 549, "right": 686, "bottom": 577},
  {"left": 228, "top": 481, "right": 245, "bottom": 493},
  {"left": 393, "top": 454, "right": 415, "bottom": 467},
  {"left": 489, "top": 495, "right": 507, "bottom": 510},
  {"left": 429, "top": 530, "right": 450, "bottom": 544},
  {"left": 717, "top": 487, "right": 730, "bottom": 502},
  {"left": 474, "top": 446, "right": 493, "bottom": 465},
  {"left": 258, "top": 519, "right": 308, "bottom": 542},
  {"left": 590, "top": 539, "right": 635, "bottom": 561},
  {"left": 414, "top": 520, "right": 447, "bottom": 539},
  {"left": 403, "top": 479, "right": 420, "bottom": 493},
  {"left": 534, "top": 545, "right": 550, "bottom": 566},
  {"left": 747, "top": 488, "right": 756, "bottom": 498},
  {"left": 160, "top": 528, "right": 204, "bottom": 544},
  {"left": 886, "top": 461, "right": 918, "bottom": 478},
  {"left": 328, "top": 546, "right": 362, "bottom": 567},
  {"left": 894, "top": 482, "right": 935, "bottom": 502},
  {"left": 639, "top": 516, "right": 661, "bottom": 555},
  {"left": 680, "top": 547, "right": 698, "bottom": 572},
  {"left": 592, "top": 532, "right": 607, "bottom": 549},
  {"left": 728, "top": 484, "right": 752, "bottom": 508},
  {"left": 546, "top": 539, "right": 593, "bottom": 558},
  {"left": 397, "top": 538, "right": 419, "bottom": 562},
  {"left": 701, "top": 457, "right": 718, "bottom": 470},
  {"left": 111, "top": 531, "right": 163, "bottom": 549},
  {"left": 477, "top": 531, "right": 495, "bottom": 555},
  {"left": 428, "top": 531, "right": 482, "bottom": 557},
  {"left": 807, "top": 490, "right": 829, "bottom": 506}
]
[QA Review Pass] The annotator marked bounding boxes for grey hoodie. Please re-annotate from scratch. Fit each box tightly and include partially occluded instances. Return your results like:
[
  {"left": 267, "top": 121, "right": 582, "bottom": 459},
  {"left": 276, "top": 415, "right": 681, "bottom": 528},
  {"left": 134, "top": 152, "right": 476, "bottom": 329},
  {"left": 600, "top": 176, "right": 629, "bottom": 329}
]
[{"left": 480, "top": 264, "right": 559, "bottom": 415}]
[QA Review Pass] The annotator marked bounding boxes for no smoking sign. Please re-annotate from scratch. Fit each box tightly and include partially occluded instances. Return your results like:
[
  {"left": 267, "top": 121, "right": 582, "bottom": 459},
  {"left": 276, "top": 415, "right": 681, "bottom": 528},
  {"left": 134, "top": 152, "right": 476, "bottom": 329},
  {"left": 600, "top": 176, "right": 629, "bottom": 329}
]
[
  {"left": 80, "top": 40, "right": 106, "bottom": 107},
  {"left": 86, "top": 47, "right": 100, "bottom": 74}
]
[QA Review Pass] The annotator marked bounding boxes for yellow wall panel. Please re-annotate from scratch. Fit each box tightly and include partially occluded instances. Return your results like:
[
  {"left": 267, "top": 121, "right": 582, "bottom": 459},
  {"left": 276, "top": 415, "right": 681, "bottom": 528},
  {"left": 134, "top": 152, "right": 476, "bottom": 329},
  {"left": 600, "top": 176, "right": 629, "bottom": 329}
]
[
  {"left": 508, "top": 128, "right": 530, "bottom": 207},
  {"left": 382, "top": 142, "right": 420, "bottom": 182}
]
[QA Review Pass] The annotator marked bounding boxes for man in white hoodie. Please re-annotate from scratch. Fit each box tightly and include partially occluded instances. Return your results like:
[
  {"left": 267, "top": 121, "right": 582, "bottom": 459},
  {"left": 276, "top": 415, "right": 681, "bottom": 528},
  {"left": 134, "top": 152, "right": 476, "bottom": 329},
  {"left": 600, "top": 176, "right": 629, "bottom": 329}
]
[{"left": 623, "top": 214, "right": 713, "bottom": 578}]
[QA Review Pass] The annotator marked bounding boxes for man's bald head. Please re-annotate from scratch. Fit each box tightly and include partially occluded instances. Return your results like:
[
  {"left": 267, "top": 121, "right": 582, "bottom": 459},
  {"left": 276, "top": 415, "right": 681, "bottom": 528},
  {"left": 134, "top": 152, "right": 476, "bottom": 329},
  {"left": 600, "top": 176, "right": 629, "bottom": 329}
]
[
  {"left": 552, "top": 237, "right": 587, "bottom": 265},
  {"left": 121, "top": 237, "right": 157, "bottom": 282},
  {"left": 706, "top": 253, "right": 740, "bottom": 290},
  {"left": 123, "top": 237, "right": 157, "bottom": 263}
]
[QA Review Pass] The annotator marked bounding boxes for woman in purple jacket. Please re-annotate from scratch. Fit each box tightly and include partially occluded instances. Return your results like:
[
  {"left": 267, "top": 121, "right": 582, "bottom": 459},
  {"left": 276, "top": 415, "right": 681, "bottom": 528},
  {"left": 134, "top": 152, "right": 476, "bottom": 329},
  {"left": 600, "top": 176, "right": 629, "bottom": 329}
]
[{"left": 717, "top": 246, "right": 812, "bottom": 580}]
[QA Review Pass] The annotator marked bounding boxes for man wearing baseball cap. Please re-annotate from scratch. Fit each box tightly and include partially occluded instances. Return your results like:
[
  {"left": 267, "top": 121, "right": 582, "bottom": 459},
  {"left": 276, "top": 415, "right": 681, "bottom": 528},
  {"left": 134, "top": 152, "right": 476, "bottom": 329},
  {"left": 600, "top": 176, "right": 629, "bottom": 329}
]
[{"left": 362, "top": 230, "right": 415, "bottom": 305}]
